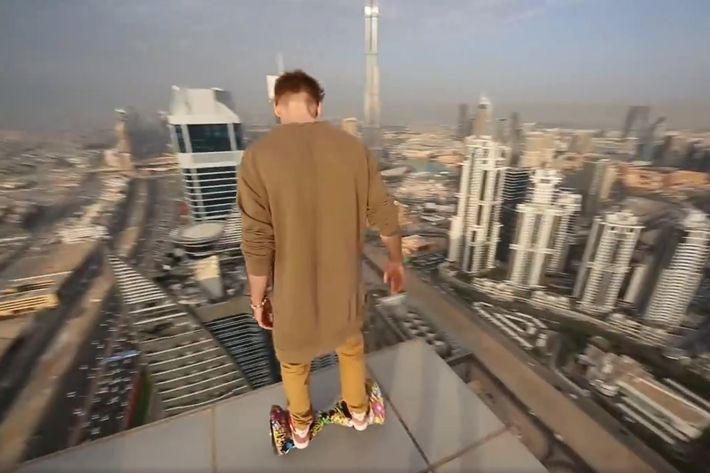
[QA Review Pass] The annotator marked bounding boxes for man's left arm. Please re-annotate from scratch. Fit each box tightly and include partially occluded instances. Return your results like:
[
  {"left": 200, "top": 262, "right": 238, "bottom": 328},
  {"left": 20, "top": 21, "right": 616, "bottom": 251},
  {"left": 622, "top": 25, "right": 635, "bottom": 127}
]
[{"left": 237, "top": 149, "right": 273, "bottom": 328}]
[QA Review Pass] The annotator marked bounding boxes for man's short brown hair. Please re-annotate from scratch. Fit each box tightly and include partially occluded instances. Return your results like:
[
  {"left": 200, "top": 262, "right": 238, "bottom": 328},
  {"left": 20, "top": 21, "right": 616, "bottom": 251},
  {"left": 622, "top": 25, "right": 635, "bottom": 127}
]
[{"left": 274, "top": 70, "right": 325, "bottom": 106}]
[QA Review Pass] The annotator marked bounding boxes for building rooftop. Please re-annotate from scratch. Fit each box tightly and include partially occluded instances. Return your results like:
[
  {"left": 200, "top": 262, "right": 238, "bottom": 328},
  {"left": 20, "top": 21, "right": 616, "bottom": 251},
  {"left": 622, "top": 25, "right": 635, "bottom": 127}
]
[
  {"left": 168, "top": 86, "right": 241, "bottom": 124},
  {"left": 623, "top": 377, "right": 710, "bottom": 429},
  {"left": 170, "top": 222, "right": 225, "bottom": 245},
  {"left": 108, "top": 254, "right": 251, "bottom": 417},
  {"left": 15, "top": 340, "right": 548, "bottom": 473}
]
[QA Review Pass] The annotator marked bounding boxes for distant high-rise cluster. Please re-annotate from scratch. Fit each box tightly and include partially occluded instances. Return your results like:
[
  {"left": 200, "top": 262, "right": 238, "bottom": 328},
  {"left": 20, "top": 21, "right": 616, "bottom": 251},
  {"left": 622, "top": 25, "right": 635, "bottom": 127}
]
[
  {"left": 447, "top": 97, "right": 710, "bottom": 330},
  {"left": 507, "top": 169, "right": 581, "bottom": 288},
  {"left": 447, "top": 136, "right": 508, "bottom": 274},
  {"left": 168, "top": 86, "right": 245, "bottom": 221}
]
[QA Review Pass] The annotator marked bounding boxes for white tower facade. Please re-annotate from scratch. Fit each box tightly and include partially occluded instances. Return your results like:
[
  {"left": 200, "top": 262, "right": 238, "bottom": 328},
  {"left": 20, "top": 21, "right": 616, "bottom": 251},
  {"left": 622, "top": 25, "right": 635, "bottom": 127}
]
[
  {"left": 507, "top": 169, "right": 580, "bottom": 288},
  {"left": 645, "top": 211, "right": 710, "bottom": 328},
  {"left": 168, "top": 87, "right": 245, "bottom": 221},
  {"left": 472, "top": 96, "right": 492, "bottom": 138},
  {"left": 574, "top": 210, "right": 642, "bottom": 314},
  {"left": 448, "top": 137, "right": 508, "bottom": 274},
  {"left": 364, "top": 0, "right": 381, "bottom": 155},
  {"left": 547, "top": 192, "right": 582, "bottom": 273}
]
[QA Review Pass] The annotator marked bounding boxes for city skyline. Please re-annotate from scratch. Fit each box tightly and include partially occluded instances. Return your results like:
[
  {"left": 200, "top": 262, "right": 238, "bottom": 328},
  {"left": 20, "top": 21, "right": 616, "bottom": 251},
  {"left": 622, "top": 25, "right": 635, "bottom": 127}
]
[
  {"left": 1, "top": 1, "right": 710, "bottom": 471},
  {"left": 1, "top": 0, "right": 710, "bottom": 131}
]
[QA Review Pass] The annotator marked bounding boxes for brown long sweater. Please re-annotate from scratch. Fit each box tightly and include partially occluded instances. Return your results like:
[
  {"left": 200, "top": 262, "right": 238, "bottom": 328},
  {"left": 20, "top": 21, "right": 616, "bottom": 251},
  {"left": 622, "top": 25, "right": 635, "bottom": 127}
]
[{"left": 237, "top": 122, "right": 399, "bottom": 363}]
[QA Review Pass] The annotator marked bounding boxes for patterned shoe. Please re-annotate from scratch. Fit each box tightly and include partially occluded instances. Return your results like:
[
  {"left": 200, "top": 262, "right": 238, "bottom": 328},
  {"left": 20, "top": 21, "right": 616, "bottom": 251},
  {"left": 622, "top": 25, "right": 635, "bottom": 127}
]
[{"left": 289, "top": 419, "right": 311, "bottom": 449}]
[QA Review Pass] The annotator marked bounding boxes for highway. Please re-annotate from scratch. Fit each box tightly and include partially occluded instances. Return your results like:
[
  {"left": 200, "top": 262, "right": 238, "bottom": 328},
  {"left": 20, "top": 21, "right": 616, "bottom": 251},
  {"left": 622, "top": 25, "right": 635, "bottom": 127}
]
[
  {"left": 0, "top": 263, "right": 115, "bottom": 470},
  {"left": 363, "top": 245, "right": 678, "bottom": 473},
  {"left": 21, "top": 293, "right": 123, "bottom": 460}
]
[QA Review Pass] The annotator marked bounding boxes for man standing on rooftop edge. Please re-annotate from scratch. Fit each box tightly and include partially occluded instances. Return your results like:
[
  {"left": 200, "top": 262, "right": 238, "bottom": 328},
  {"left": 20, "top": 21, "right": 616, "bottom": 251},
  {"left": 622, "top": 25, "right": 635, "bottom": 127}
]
[{"left": 237, "top": 70, "right": 404, "bottom": 449}]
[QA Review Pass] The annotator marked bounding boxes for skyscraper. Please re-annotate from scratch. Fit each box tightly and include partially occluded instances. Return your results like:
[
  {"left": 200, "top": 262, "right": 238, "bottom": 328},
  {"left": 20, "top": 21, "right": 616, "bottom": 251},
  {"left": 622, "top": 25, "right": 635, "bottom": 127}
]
[
  {"left": 363, "top": 0, "right": 381, "bottom": 156},
  {"left": 578, "top": 157, "right": 616, "bottom": 219},
  {"left": 168, "top": 87, "right": 245, "bottom": 221},
  {"left": 496, "top": 168, "right": 531, "bottom": 263},
  {"left": 574, "top": 210, "right": 642, "bottom": 314},
  {"left": 645, "top": 211, "right": 710, "bottom": 328},
  {"left": 507, "top": 169, "right": 581, "bottom": 288},
  {"left": 640, "top": 117, "right": 665, "bottom": 163},
  {"left": 622, "top": 106, "right": 651, "bottom": 139},
  {"left": 569, "top": 131, "right": 593, "bottom": 154},
  {"left": 472, "top": 96, "right": 492, "bottom": 137},
  {"left": 508, "top": 112, "right": 523, "bottom": 165},
  {"left": 495, "top": 118, "right": 508, "bottom": 145},
  {"left": 547, "top": 192, "right": 582, "bottom": 273},
  {"left": 520, "top": 131, "right": 555, "bottom": 168},
  {"left": 456, "top": 103, "right": 471, "bottom": 140},
  {"left": 657, "top": 132, "right": 691, "bottom": 168},
  {"left": 448, "top": 137, "right": 509, "bottom": 275}
]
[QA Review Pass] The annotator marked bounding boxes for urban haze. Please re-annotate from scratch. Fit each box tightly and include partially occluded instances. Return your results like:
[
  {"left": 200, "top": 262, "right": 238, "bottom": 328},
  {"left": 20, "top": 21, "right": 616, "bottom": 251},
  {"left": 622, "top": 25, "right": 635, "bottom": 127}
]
[{"left": 0, "top": 1, "right": 709, "bottom": 473}]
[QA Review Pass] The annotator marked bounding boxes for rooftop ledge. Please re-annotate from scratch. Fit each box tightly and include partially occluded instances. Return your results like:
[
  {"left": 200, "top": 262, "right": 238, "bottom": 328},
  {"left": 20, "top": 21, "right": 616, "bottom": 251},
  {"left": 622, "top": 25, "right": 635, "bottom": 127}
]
[{"left": 16, "top": 340, "right": 548, "bottom": 473}]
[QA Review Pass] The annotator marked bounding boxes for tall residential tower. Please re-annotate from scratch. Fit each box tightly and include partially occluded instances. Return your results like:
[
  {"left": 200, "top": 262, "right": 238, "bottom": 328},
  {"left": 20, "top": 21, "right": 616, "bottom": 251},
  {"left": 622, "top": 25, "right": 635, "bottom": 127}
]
[
  {"left": 496, "top": 168, "right": 531, "bottom": 263},
  {"left": 645, "top": 211, "right": 710, "bottom": 328},
  {"left": 448, "top": 137, "right": 509, "bottom": 274},
  {"left": 507, "top": 169, "right": 581, "bottom": 288},
  {"left": 574, "top": 210, "right": 642, "bottom": 314},
  {"left": 168, "top": 87, "right": 245, "bottom": 221}
]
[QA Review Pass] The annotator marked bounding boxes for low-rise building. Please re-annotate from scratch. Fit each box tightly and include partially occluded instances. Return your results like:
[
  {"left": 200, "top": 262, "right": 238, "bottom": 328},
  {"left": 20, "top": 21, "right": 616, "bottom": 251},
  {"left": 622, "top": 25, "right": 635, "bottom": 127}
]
[
  {"left": 0, "top": 241, "right": 101, "bottom": 318},
  {"left": 619, "top": 165, "right": 709, "bottom": 192},
  {"left": 581, "top": 345, "right": 710, "bottom": 443}
]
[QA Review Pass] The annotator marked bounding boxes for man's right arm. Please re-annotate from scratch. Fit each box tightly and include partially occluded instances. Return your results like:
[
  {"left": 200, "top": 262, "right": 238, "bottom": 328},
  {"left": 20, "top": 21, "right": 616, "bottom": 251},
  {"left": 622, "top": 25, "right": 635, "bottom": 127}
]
[{"left": 365, "top": 149, "right": 404, "bottom": 293}]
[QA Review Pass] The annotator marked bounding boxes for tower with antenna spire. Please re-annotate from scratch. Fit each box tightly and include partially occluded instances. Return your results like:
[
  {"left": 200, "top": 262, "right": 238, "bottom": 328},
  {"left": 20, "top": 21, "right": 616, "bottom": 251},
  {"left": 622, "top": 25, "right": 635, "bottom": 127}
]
[
  {"left": 266, "top": 53, "right": 284, "bottom": 124},
  {"left": 472, "top": 95, "right": 492, "bottom": 138},
  {"left": 364, "top": 0, "right": 382, "bottom": 157}
]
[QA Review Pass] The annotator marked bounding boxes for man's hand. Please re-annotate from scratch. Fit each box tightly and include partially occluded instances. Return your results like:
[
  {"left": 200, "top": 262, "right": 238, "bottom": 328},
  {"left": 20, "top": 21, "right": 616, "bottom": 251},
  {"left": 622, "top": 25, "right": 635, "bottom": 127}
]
[
  {"left": 383, "top": 260, "right": 405, "bottom": 295},
  {"left": 252, "top": 305, "right": 273, "bottom": 331}
]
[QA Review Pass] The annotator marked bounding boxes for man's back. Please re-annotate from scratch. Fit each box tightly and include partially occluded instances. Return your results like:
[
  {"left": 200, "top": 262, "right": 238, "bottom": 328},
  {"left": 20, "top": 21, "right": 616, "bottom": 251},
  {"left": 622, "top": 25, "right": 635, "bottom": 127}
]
[{"left": 238, "top": 121, "right": 398, "bottom": 363}]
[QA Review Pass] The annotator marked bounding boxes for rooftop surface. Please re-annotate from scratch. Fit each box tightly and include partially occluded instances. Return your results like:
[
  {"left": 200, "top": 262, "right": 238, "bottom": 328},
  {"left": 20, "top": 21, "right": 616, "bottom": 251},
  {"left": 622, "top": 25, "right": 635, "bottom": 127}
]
[
  {"left": 625, "top": 377, "right": 710, "bottom": 427},
  {"left": 15, "top": 340, "right": 548, "bottom": 473}
]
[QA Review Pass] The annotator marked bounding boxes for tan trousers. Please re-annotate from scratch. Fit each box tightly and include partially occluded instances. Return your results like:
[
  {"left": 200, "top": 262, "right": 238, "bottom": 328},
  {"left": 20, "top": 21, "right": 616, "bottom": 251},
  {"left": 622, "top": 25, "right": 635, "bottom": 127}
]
[{"left": 280, "top": 333, "right": 368, "bottom": 430}]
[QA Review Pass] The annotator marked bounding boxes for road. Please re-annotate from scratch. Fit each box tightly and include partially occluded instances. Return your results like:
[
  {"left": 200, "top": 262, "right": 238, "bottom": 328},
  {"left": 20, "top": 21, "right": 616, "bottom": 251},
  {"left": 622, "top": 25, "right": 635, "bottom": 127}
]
[
  {"left": 0, "top": 264, "right": 115, "bottom": 470},
  {"left": 363, "top": 245, "right": 677, "bottom": 473}
]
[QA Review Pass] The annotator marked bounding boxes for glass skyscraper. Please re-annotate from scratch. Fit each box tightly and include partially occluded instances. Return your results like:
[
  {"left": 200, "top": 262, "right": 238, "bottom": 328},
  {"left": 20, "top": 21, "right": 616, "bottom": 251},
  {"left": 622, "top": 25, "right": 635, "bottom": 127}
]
[{"left": 168, "top": 87, "right": 245, "bottom": 221}]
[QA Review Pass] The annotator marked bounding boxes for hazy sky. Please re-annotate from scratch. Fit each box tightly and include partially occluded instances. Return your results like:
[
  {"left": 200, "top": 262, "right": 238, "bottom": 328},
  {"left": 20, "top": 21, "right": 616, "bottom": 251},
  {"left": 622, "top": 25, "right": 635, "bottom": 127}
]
[{"left": 1, "top": 0, "right": 709, "bottom": 131}]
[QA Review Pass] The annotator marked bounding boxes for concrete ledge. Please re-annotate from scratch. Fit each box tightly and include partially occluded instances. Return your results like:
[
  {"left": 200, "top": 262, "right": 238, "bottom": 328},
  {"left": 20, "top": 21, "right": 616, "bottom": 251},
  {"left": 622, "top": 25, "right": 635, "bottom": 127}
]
[{"left": 16, "top": 340, "right": 547, "bottom": 473}]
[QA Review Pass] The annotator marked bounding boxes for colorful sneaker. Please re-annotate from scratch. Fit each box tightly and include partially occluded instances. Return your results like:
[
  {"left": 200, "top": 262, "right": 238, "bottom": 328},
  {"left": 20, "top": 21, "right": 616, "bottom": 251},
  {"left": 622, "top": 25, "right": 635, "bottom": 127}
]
[
  {"left": 350, "top": 409, "right": 371, "bottom": 432},
  {"left": 289, "top": 419, "right": 311, "bottom": 449}
]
